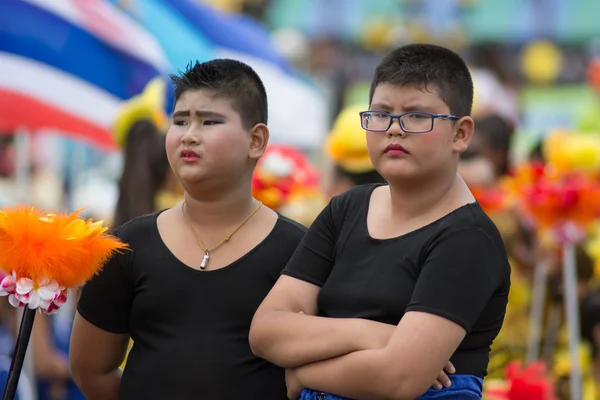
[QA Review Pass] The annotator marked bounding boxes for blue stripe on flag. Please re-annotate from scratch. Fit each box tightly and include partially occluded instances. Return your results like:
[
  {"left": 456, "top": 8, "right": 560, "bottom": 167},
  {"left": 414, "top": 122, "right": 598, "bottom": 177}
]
[
  {"left": 0, "top": 0, "right": 161, "bottom": 100},
  {"left": 162, "top": 0, "right": 293, "bottom": 75},
  {"left": 136, "top": 0, "right": 216, "bottom": 73}
]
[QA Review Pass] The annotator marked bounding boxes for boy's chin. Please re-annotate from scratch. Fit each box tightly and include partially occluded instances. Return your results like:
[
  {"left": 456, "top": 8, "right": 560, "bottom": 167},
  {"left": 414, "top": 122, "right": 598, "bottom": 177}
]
[
  {"left": 175, "top": 169, "right": 209, "bottom": 186},
  {"left": 377, "top": 161, "right": 416, "bottom": 180},
  {"left": 379, "top": 168, "right": 434, "bottom": 186}
]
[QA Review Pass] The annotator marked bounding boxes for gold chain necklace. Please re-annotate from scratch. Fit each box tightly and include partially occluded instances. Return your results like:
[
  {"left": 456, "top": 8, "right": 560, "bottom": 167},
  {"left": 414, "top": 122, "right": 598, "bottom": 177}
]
[{"left": 181, "top": 201, "right": 263, "bottom": 270}]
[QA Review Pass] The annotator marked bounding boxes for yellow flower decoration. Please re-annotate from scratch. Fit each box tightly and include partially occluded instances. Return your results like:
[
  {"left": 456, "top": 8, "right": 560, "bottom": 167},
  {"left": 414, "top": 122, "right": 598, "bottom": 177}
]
[
  {"left": 543, "top": 129, "right": 600, "bottom": 174},
  {"left": 326, "top": 105, "right": 375, "bottom": 173},
  {"left": 113, "top": 77, "right": 168, "bottom": 147}
]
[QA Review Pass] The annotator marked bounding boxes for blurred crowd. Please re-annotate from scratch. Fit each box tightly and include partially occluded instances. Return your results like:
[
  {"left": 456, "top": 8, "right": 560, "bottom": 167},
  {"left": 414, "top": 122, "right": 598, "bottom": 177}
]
[{"left": 2, "top": 0, "right": 600, "bottom": 399}]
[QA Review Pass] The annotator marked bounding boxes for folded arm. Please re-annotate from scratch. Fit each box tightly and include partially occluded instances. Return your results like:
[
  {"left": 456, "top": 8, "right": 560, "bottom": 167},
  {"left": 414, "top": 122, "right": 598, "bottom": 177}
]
[
  {"left": 249, "top": 275, "right": 396, "bottom": 368},
  {"left": 291, "top": 227, "right": 508, "bottom": 399},
  {"left": 292, "top": 311, "right": 466, "bottom": 400}
]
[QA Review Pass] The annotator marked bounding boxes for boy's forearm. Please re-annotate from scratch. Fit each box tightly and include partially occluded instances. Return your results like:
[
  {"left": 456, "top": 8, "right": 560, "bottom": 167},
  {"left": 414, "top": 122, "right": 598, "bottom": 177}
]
[
  {"left": 295, "top": 350, "right": 417, "bottom": 400},
  {"left": 250, "top": 311, "right": 395, "bottom": 368}
]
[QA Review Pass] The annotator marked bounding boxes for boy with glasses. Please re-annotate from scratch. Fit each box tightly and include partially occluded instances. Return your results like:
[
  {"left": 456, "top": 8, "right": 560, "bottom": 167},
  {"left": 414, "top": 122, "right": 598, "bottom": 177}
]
[{"left": 250, "top": 43, "right": 511, "bottom": 400}]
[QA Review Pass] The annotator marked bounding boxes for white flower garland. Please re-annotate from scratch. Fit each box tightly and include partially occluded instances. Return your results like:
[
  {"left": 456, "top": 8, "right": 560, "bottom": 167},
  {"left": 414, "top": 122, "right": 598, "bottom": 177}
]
[{"left": 0, "top": 272, "right": 69, "bottom": 315}]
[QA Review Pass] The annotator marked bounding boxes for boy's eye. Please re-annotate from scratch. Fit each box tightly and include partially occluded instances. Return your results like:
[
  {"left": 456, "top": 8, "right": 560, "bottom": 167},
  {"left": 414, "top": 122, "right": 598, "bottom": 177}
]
[
  {"left": 407, "top": 113, "right": 429, "bottom": 119},
  {"left": 371, "top": 112, "right": 388, "bottom": 118},
  {"left": 203, "top": 120, "right": 221, "bottom": 126},
  {"left": 173, "top": 120, "right": 188, "bottom": 126}
]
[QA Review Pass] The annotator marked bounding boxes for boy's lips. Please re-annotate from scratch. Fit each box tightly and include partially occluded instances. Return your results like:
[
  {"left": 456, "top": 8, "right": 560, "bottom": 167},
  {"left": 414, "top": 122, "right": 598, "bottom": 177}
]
[
  {"left": 180, "top": 149, "right": 199, "bottom": 161},
  {"left": 384, "top": 144, "right": 409, "bottom": 154}
]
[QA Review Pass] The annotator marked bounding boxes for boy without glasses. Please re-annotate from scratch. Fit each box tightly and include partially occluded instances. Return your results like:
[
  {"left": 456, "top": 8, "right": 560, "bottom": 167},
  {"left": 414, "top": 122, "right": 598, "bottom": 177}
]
[{"left": 70, "top": 59, "right": 307, "bottom": 400}]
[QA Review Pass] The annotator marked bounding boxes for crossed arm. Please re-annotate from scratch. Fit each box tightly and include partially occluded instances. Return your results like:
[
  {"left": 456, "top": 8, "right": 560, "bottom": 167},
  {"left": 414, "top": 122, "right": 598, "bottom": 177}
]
[{"left": 249, "top": 276, "right": 465, "bottom": 400}]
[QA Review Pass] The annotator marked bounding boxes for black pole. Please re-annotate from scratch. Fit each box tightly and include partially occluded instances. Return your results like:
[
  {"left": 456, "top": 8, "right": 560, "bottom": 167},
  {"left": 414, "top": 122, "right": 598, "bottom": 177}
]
[{"left": 2, "top": 307, "right": 36, "bottom": 400}]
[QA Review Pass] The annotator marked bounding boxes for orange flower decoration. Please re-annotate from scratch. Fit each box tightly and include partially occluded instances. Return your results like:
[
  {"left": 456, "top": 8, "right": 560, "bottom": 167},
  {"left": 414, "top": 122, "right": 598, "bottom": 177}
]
[
  {"left": 506, "top": 162, "right": 600, "bottom": 243},
  {"left": 0, "top": 207, "right": 127, "bottom": 313},
  {"left": 470, "top": 186, "right": 509, "bottom": 215}
]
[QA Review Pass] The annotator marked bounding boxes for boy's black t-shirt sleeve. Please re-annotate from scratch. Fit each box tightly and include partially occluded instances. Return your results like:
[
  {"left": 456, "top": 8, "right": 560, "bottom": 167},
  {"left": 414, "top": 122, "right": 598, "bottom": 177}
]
[
  {"left": 406, "top": 227, "right": 507, "bottom": 332},
  {"left": 77, "top": 229, "right": 133, "bottom": 334},
  {"left": 281, "top": 199, "right": 339, "bottom": 287}
]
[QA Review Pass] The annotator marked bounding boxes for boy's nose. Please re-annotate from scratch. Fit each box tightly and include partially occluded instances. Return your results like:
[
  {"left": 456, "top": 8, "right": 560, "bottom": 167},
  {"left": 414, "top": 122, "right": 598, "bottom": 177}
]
[
  {"left": 387, "top": 118, "right": 407, "bottom": 137},
  {"left": 181, "top": 130, "right": 199, "bottom": 144}
]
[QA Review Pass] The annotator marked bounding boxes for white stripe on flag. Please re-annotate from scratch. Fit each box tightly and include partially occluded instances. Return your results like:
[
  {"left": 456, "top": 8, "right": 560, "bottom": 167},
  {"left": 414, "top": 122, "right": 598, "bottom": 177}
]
[{"left": 0, "top": 51, "right": 122, "bottom": 128}]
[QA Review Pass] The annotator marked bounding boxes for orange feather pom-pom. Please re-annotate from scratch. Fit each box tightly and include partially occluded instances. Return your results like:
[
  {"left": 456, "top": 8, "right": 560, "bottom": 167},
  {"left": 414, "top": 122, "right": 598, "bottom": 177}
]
[{"left": 0, "top": 206, "right": 127, "bottom": 288}]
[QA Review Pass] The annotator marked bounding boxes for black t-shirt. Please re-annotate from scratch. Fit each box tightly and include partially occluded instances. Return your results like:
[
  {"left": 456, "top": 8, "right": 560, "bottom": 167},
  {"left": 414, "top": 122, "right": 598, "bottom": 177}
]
[
  {"left": 78, "top": 211, "right": 306, "bottom": 400},
  {"left": 282, "top": 184, "right": 510, "bottom": 378}
]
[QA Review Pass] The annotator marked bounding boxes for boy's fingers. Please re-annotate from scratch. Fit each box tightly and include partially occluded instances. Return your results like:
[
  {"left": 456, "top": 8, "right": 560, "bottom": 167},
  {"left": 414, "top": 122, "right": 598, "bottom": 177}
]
[
  {"left": 436, "top": 371, "right": 452, "bottom": 389},
  {"left": 443, "top": 360, "right": 456, "bottom": 374}
]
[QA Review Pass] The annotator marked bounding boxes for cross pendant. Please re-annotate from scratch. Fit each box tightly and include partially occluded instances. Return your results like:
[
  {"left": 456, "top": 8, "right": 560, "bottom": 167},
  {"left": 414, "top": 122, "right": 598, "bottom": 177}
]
[{"left": 200, "top": 251, "right": 210, "bottom": 270}]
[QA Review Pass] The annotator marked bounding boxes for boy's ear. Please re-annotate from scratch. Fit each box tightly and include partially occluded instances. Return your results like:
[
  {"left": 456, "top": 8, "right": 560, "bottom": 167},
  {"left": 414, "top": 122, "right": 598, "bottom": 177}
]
[
  {"left": 452, "top": 116, "right": 475, "bottom": 154},
  {"left": 249, "top": 123, "right": 269, "bottom": 160}
]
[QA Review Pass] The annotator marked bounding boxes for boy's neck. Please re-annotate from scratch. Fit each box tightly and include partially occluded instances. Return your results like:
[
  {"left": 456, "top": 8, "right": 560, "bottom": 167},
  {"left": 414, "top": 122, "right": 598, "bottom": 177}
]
[
  {"left": 182, "top": 182, "right": 258, "bottom": 227},
  {"left": 387, "top": 170, "right": 468, "bottom": 220}
]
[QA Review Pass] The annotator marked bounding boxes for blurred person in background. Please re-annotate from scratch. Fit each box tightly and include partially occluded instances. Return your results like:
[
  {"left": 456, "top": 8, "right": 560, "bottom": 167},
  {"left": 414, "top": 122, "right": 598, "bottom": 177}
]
[
  {"left": 34, "top": 298, "right": 84, "bottom": 400},
  {"left": 323, "top": 105, "right": 386, "bottom": 198},
  {"left": 112, "top": 119, "right": 172, "bottom": 227},
  {"left": 458, "top": 113, "right": 513, "bottom": 189},
  {"left": 111, "top": 77, "right": 181, "bottom": 228}
]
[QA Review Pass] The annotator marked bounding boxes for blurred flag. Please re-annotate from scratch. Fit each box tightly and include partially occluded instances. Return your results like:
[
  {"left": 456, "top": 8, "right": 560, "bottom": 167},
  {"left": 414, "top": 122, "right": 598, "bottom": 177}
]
[
  {"left": 0, "top": 0, "right": 169, "bottom": 149},
  {"left": 116, "top": 0, "right": 328, "bottom": 148}
]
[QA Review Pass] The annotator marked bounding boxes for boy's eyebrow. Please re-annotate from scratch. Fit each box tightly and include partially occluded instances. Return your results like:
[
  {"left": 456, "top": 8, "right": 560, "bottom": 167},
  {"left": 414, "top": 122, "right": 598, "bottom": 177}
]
[
  {"left": 172, "top": 110, "right": 226, "bottom": 118},
  {"left": 401, "top": 104, "right": 434, "bottom": 112},
  {"left": 172, "top": 110, "right": 190, "bottom": 118},
  {"left": 369, "top": 103, "right": 392, "bottom": 111},
  {"left": 370, "top": 103, "right": 436, "bottom": 113}
]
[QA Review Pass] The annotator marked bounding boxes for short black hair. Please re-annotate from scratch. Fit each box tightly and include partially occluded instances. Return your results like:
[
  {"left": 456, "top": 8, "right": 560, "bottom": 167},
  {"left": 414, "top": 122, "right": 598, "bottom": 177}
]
[
  {"left": 369, "top": 44, "right": 473, "bottom": 117},
  {"left": 170, "top": 59, "right": 268, "bottom": 129}
]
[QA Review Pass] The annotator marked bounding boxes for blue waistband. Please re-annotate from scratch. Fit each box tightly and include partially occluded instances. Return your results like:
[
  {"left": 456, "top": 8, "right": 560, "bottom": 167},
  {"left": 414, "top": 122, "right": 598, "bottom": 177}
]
[{"left": 300, "top": 374, "right": 483, "bottom": 400}]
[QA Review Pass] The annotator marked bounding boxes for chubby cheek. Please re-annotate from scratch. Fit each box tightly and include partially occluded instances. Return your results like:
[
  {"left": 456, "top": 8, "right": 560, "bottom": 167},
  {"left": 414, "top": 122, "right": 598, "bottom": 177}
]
[
  {"left": 165, "top": 128, "right": 182, "bottom": 165},
  {"left": 416, "top": 130, "right": 439, "bottom": 149},
  {"left": 203, "top": 130, "right": 250, "bottom": 168},
  {"left": 414, "top": 130, "right": 451, "bottom": 159},
  {"left": 365, "top": 131, "right": 382, "bottom": 165}
]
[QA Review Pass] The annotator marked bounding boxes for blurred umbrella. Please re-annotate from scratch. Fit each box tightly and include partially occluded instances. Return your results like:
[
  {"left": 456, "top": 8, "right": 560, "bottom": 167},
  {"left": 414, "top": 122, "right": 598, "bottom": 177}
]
[
  {"left": 0, "top": 0, "right": 169, "bottom": 150},
  {"left": 117, "top": 0, "right": 328, "bottom": 148}
]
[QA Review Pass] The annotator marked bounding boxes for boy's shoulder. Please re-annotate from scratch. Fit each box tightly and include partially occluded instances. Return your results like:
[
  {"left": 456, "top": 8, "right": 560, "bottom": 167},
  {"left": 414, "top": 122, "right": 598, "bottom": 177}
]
[
  {"left": 275, "top": 214, "right": 307, "bottom": 239},
  {"left": 330, "top": 183, "right": 383, "bottom": 213},
  {"left": 111, "top": 211, "right": 162, "bottom": 241}
]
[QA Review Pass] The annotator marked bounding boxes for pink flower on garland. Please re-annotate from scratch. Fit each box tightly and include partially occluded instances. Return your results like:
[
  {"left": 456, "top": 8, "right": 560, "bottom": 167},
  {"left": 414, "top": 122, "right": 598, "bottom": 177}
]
[{"left": 0, "top": 272, "right": 70, "bottom": 315}]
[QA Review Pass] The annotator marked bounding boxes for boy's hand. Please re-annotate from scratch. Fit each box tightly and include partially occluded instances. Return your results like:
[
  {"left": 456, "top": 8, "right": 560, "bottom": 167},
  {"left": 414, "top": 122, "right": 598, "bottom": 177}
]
[
  {"left": 431, "top": 361, "right": 455, "bottom": 390},
  {"left": 285, "top": 368, "right": 303, "bottom": 400}
]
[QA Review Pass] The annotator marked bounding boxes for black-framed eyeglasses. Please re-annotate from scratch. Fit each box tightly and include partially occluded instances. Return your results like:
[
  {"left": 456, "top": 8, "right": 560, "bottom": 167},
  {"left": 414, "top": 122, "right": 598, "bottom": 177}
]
[{"left": 359, "top": 111, "right": 460, "bottom": 134}]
